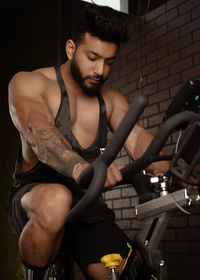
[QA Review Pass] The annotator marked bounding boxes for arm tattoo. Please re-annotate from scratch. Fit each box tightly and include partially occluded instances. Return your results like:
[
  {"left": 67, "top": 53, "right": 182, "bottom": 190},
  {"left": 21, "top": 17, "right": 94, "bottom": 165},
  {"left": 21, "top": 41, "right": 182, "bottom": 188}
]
[{"left": 30, "top": 127, "right": 86, "bottom": 177}]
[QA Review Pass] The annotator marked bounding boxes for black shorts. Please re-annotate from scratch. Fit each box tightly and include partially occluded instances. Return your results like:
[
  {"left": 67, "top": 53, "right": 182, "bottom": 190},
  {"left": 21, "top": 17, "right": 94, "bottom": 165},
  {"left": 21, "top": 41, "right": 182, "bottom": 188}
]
[{"left": 7, "top": 183, "right": 130, "bottom": 272}]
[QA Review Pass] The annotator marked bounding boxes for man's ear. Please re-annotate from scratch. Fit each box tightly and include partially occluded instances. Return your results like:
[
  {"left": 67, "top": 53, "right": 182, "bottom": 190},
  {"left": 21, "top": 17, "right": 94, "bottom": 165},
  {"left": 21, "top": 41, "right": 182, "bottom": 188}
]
[{"left": 65, "top": 39, "right": 76, "bottom": 60}]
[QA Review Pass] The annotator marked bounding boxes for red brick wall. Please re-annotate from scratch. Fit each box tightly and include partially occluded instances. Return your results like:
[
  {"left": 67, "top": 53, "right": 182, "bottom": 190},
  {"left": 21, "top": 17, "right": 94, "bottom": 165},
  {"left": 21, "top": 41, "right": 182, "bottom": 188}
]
[{"left": 104, "top": 0, "right": 200, "bottom": 279}]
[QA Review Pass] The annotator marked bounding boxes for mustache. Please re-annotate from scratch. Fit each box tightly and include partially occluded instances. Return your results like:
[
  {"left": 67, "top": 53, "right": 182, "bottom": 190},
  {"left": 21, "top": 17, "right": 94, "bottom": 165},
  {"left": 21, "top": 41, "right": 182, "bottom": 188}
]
[{"left": 85, "top": 75, "right": 104, "bottom": 82}]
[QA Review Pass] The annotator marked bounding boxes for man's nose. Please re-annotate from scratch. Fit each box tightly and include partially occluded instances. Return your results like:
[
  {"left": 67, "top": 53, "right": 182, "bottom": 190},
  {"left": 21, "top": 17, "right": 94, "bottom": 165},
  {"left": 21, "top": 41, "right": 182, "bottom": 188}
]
[{"left": 94, "top": 60, "right": 104, "bottom": 76}]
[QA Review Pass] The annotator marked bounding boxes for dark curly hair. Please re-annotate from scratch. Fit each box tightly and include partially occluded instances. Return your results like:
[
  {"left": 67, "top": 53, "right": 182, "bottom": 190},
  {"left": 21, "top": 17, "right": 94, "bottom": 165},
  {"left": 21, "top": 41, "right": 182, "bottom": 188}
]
[{"left": 73, "top": 3, "right": 129, "bottom": 46}]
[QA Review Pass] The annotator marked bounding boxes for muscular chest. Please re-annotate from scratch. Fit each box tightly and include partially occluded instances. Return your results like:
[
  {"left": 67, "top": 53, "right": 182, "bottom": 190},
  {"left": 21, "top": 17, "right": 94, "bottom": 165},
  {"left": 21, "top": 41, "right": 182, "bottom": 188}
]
[
  {"left": 70, "top": 97, "right": 100, "bottom": 148},
  {"left": 48, "top": 84, "right": 101, "bottom": 148}
]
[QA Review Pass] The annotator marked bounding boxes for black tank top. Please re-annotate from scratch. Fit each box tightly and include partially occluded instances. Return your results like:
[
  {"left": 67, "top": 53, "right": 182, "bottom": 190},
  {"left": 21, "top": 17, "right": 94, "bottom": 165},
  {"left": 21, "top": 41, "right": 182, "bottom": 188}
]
[{"left": 13, "top": 65, "right": 108, "bottom": 191}]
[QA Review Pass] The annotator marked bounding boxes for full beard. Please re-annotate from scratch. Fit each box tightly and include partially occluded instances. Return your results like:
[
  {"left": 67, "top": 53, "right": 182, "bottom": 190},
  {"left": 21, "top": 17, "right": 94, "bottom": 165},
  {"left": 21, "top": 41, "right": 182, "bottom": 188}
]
[{"left": 70, "top": 58, "right": 106, "bottom": 97}]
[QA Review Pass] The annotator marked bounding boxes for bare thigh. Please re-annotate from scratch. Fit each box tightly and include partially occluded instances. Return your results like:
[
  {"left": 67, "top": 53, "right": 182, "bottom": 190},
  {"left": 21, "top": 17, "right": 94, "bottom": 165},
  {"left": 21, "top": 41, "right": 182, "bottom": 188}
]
[{"left": 21, "top": 183, "right": 73, "bottom": 231}]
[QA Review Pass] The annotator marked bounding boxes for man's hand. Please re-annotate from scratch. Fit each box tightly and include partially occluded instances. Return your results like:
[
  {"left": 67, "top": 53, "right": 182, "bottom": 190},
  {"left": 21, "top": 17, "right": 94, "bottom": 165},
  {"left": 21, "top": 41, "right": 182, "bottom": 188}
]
[
  {"left": 103, "top": 162, "right": 124, "bottom": 191},
  {"left": 149, "top": 160, "right": 170, "bottom": 176},
  {"left": 72, "top": 161, "right": 123, "bottom": 191}
]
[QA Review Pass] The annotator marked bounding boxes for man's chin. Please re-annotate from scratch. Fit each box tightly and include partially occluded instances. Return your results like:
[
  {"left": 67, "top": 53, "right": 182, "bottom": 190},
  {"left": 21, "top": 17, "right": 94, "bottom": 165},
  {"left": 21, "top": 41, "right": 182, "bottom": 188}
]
[{"left": 83, "top": 85, "right": 100, "bottom": 96}]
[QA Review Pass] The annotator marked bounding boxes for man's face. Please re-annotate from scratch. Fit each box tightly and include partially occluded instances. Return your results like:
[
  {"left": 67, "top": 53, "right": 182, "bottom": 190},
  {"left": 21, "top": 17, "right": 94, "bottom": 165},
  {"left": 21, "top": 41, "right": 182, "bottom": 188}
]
[{"left": 70, "top": 33, "right": 118, "bottom": 96}]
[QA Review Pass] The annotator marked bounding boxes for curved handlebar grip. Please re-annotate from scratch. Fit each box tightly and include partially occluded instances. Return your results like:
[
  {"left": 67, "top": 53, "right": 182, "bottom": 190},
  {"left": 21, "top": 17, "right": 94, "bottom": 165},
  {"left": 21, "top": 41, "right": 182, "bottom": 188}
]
[
  {"left": 78, "top": 95, "right": 148, "bottom": 186},
  {"left": 121, "top": 111, "right": 197, "bottom": 179},
  {"left": 66, "top": 161, "right": 107, "bottom": 223}
]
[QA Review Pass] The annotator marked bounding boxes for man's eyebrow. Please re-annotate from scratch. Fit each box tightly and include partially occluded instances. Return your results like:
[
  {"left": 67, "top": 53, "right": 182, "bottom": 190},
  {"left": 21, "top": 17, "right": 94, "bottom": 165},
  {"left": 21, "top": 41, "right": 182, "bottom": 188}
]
[{"left": 88, "top": 50, "right": 116, "bottom": 60}]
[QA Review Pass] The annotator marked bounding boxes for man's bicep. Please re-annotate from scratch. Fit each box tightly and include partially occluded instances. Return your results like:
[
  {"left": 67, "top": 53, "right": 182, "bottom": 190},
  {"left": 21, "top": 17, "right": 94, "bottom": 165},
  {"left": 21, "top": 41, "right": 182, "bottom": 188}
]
[
  {"left": 8, "top": 71, "right": 54, "bottom": 135},
  {"left": 108, "top": 91, "right": 130, "bottom": 132}
]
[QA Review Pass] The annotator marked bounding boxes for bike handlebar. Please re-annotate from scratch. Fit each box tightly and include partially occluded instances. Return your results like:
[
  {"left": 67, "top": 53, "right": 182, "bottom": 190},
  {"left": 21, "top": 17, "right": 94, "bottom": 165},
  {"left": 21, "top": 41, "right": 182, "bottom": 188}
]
[
  {"left": 66, "top": 95, "right": 197, "bottom": 223},
  {"left": 121, "top": 110, "right": 196, "bottom": 180},
  {"left": 66, "top": 95, "right": 148, "bottom": 223}
]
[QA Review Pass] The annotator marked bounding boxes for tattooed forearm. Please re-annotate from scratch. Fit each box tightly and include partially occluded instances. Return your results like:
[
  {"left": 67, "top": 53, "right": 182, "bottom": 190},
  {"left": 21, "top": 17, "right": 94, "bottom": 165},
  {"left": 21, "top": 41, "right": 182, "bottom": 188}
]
[{"left": 30, "top": 126, "right": 86, "bottom": 177}]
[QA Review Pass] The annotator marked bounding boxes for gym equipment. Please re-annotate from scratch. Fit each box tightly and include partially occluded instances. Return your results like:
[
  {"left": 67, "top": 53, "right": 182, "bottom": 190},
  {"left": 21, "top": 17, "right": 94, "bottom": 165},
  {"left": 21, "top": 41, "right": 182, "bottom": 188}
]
[{"left": 65, "top": 80, "right": 200, "bottom": 279}]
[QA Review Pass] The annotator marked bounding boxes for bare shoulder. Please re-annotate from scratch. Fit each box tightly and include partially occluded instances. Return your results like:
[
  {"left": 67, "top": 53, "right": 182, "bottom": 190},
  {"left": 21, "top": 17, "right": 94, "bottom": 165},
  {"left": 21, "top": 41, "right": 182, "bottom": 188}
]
[
  {"left": 101, "top": 88, "right": 129, "bottom": 121},
  {"left": 9, "top": 66, "right": 56, "bottom": 99}
]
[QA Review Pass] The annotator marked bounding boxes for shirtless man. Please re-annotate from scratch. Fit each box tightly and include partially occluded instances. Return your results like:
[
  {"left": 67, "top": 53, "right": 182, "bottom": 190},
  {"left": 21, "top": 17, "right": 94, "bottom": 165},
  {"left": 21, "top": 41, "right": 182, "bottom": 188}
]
[{"left": 7, "top": 4, "right": 169, "bottom": 280}]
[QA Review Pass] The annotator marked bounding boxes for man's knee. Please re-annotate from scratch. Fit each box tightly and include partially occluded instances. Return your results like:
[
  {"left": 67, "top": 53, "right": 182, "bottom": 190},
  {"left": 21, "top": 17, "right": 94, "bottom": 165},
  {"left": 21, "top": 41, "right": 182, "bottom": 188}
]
[{"left": 21, "top": 183, "right": 73, "bottom": 232}]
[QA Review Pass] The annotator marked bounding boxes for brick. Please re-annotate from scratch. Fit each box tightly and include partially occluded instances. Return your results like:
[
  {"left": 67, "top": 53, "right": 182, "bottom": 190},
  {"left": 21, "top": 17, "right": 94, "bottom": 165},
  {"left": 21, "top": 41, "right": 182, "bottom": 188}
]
[
  {"left": 193, "top": 30, "right": 200, "bottom": 41},
  {"left": 115, "top": 156, "right": 129, "bottom": 166},
  {"left": 168, "top": 12, "right": 191, "bottom": 32},
  {"left": 194, "top": 53, "right": 200, "bottom": 65},
  {"left": 142, "top": 83, "right": 158, "bottom": 95},
  {"left": 141, "top": 21, "right": 156, "bottom": 35},
  {"left": 138, "top": 117, "right": 148, "bottom": 129},
  {"left": 114, "top": 209, "right": 122, "bottom": 220},
  {"left": 105, "top": 200, "right": 112, "bottom": 209},
  {"left": 162, "top": 229, "right": 176, "bottom": 240},
  {"left": 119, "top": 41, "right": 137, "bottom": 57},
  {"left": 179, "top": 0, "right": 200, "bottom": 14},
  {"left": 116, "top": 219, "right": 131, "bottom": 230},
  {"left": 182, "top": 65, "right": 200, "bottom": 80},
  {"left": 180, "top": 17, "right": 200, "bottom": 36},
  {"left": 168, "top": 215, "right": 188, "bottom": 227},
  {"left": 148, "top": 68, "right": 168, "bottom": 83},
  {"left": 166, "top": 0, "right": 186, "bottom": 11},
  {"left": 190, "top": 241, "right": 200, "bottom": 253},
  {"left": 145, "top": 25, "right": 167, "bottom": 43},
  {"left": 107, "top": 70, "right": 119, "bottom": 82},
  {"left": 170, "top": 57, "right": 193, "bottom": 75},
  {"left": 176, "top": 253, "right": 200, "bottom": 266},
  {"left": 113, "top": 198, "right": 130, "bottom": 209},
  {"left": 124, "top": 230, "right": 135, "bottom": 240},
  {"left": 143, "top": 104, "right": 159, "bottom": 117},
  {"left": 169, "top": 34, "right": 192, "bottom": 53},
  {"left": 189, "top": 215, "right": 200, "bottom": 227},
  {"left": 176, "top": 228, "right": 200, "bottom": 240},
  {"left": 159, "top": 99, "right": 172, "bottom": 112},
  {"left": 149, "top": 113, "right": 164, "bottom": 126},
  {"left": 131, "top": 197, "right": 138, "bottom": 207},
  {"left": 141, "top": 62, "right": 156, "bottom": 76},
  {"left": 163, "top": 253, "right": 177, "bottom": 265},
  {"left": 144, "top": 4, "right": 166, "bottom": 22},
  {"left": 163, "top": 144, "right": 175, "bottom": 154},
  {"left": 148, "top": 89, "right": 169, "bottom": 104},
  {"left": 128, "top": 70, "right": 141, "bottom": 83},
  {"left": 172, "top": 131, "right": 181, "bottom": 143},
  {"left": 192, "top": 5, "right": 200, "bottom": 19},
  {"left": 132, "top": 219, "right": 142, "bottom": 230},
  {"left": 170, "top": 84, "right": 182, "bottom": 97},
  {"left": 122, "top": 208, "right": 136, "bottom": 219},
  {"left": 191, "top": 268, "right": 200, "bottom": 279},
  {"left": 158, "top": 52, "right": 179, "bottom": 69},
  {"left": 147, "top": 126, "right": 159, "bottom": 136},
  {"left": 112, "top": 56, "right": 127, "bottom": 70},
  {"left": 167, "top": 266, "right": 190, "bottom": 280},
  {"left": 147, "top": 46, "right": 167, "bottom": 64},
  {"left": 104, "top": 189, "right": 121, "bottom": 200},
  {"left": 165, "top": 241, "right": 189, "bottom": 253},
  {"left": 127, "top": 50, "right": 139, "bottom": 64},
  {"left": 141, "top": 41, "right": 156, "bottom": 56},
  {"left": 120, "top": 81, "right": 137, "bottom": 95},
  {"left": 181, "top": 41, "right": 200, "bottom": 58},
  {"left": 159, "top": 73, "right": 181, "bottom": 90},
  {"left": 120, "top": 61, "right": 137, "bottom": 77},
  {"left": 122, "top": 186, "right": 137, "bottom": 197},
  {"left": 112, "top": 76, "right": 127, "bottom": 90},
  {"left": 181, "top": 42, "right": 200, "bottom": 57},
  {"left": 156, "top": 8, "right": 178, "bottom": 26},
  {"left": 157, "top": 30, "right": 179, "bottom": 48}
]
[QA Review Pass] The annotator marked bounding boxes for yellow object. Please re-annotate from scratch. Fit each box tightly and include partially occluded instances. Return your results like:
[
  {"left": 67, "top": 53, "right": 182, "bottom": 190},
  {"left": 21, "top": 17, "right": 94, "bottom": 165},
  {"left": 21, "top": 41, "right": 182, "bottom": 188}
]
[{"left": 101, "top": 253, "right": 122, "bottom": 269}]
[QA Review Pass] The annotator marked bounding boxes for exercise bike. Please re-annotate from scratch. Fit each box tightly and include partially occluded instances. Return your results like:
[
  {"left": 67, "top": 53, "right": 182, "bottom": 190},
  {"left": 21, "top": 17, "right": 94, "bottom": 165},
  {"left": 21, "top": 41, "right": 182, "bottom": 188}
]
[{"left": 64, "top": 79, "right": 200, "bottom": 280}]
